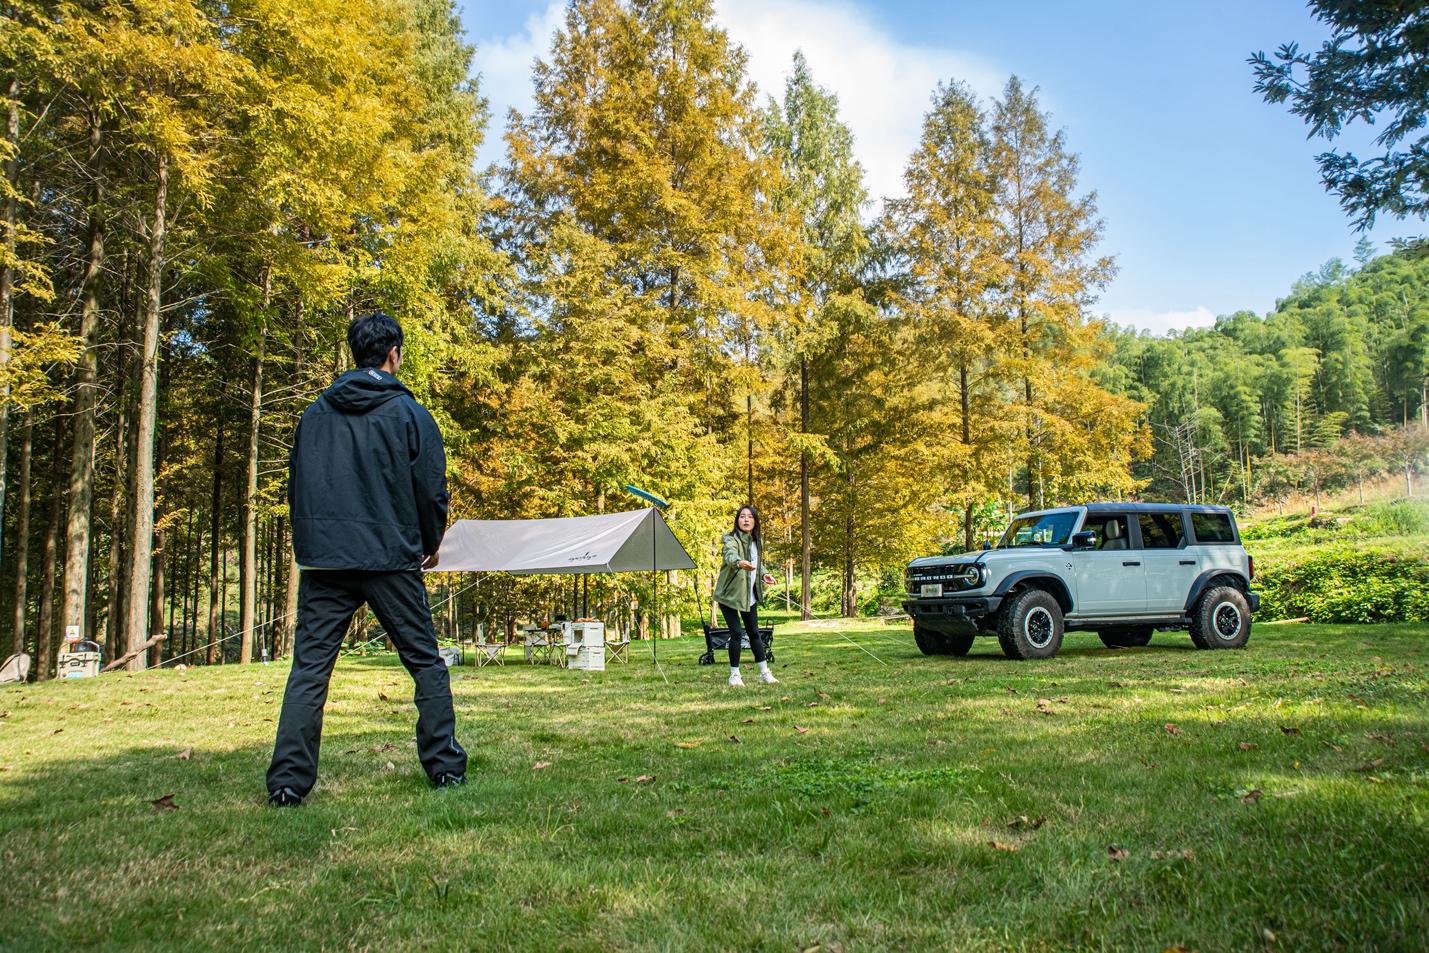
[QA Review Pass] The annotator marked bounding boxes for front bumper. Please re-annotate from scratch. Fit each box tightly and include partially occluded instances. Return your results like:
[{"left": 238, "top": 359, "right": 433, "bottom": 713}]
[{"left": 902, "top": 595, "right": 1002, "bottom": 630}]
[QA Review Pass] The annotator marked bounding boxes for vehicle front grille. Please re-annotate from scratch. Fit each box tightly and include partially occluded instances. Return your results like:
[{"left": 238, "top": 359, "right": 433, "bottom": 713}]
[{"left": 906, "top": 564, "right": 983, "bottom": 595}]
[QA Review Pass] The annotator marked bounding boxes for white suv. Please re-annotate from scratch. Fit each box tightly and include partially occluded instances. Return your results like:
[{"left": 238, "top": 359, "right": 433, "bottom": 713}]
[{"left": 902, "top": 504, "right": 1261, "bottom": 660}]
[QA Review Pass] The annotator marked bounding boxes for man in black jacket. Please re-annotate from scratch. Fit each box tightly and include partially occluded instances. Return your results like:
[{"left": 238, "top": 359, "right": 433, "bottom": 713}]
[{"left": 266, "top": 312, "right": 467, "bottom": 806}]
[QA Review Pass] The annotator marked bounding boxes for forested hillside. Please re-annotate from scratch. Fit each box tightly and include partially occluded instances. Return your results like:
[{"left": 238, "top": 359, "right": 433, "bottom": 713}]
[{"left": 3, "top": 0, "right": 1426, "bottom": 678}]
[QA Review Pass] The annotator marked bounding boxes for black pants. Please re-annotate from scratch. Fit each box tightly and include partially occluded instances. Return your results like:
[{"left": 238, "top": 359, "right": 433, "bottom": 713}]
[
  {"left": 719, "top": 603, "right": 766, "bottom": 667},
  {"left": 266, "top": 569, "right": 467, "bottom": 797}
]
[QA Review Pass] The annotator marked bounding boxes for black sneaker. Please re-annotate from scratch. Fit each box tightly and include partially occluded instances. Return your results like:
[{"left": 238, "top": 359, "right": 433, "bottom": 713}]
[
  {"left": 267, "top": 786, "right": 305, "bottom": 807},
  {"left": 432, "top": 772, "right": 467, "bottom": 788}
]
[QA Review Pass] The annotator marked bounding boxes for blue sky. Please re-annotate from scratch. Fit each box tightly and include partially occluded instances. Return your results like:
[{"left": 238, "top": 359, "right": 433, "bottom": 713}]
[{"left": 456, "top": 0, "right": 1411, "bottom": 335}]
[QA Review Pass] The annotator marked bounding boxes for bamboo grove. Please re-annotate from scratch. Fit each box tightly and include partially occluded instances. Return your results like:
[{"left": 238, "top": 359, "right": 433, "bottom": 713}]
[{"left": 3, "top": 0, "right": 1426, "bottom": 678}]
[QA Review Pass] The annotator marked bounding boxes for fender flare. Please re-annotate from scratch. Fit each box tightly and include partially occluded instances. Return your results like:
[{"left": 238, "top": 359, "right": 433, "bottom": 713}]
[
  {"left": 1183, "top": 569, "right": 1251, "bottom": 613},
  {"left": 992, "top": 571, "right": 1074, "bottom": 614}
]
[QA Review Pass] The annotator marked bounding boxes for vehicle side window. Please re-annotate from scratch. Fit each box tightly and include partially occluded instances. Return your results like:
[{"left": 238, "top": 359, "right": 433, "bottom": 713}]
[
  {"left": 1083, "top": 515, "right": 1130, "bottom": 551},
  {"left": 1138, "top": 512, "right": 1185, "bottom": 549},
  {"left": 1189, "top": 512, "right": 1236, "bottom": 544}
]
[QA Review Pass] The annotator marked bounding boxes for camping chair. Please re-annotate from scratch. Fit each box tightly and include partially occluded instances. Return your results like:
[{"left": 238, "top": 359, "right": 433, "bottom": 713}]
[
  {"left": 698, "top": 623, "right": 775, "bottom": 666},
  {"left": 474, "top": 630, "right": 505, "bottom": 667},
  {"left": 604, "top": 628, "right": 630, "bottom": 664},
  {"left": 522, "top": 624, "right": 552, "bottom": 664},
  {"left": 0, "top": 652, "right": 30, "bottom": 683}
]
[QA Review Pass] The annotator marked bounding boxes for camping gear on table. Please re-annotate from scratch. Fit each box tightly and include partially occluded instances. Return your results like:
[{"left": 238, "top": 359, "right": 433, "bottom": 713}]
[
  {"left": 57, "top": 641, "right": 103, "bottom": 678},
  {"left": 0, "top": 652, "right": 30, "bottom": 683},
  {"left": 437, "top": 645, "right": 462, "bottom": 667},
  {"left": 698, "top": 623, "right": 774, "bottom": 666}
]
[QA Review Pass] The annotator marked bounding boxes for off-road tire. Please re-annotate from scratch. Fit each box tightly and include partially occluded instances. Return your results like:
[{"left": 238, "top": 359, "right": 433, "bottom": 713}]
[
  {"left": 914, "top": 624, "right": 975, "bottom": 656},
  {"left": 997, "top": 589, "right": 1065, "bottom": 660},
  {"left": 1098, "top": 626, "right": 1154, "bottom": 649},
  {"left": 1189, "top": 586, "right": 1251, "bottom": 650}
]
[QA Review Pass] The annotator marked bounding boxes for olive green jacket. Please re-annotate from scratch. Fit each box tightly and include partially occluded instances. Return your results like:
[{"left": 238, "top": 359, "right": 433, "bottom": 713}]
[{"left": 713, "top": 530, "right": 764, "bottom": 612}]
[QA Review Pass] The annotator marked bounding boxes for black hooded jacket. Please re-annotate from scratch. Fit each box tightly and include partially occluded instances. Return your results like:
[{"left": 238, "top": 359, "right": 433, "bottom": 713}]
[{"left": 289, "top": 368, "right": 448, "bottom": 571}]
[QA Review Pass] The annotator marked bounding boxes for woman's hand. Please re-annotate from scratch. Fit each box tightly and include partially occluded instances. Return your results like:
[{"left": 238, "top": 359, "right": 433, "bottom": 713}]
[
  {"left": 762, "top": 573, "right": 778, "bottom": 586},
  {"left": 737, "top": 560, "right": 756, "bottom": 571}
]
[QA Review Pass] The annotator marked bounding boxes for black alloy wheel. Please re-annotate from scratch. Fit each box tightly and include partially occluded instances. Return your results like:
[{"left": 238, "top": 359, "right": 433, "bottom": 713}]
[
  {"left": 1189, "top": 586, "right": 1251, "bottom": 649},
  {"left": 997, "top": 589, "right": 1065, "bottom": 660}
]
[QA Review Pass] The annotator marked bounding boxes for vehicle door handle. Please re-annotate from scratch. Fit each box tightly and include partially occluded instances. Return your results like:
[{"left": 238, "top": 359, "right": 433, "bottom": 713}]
[
  {"left": 1179, "top": 560, "right": 1196, "bottom": 565},
  {"left": 1123, "top": 561, "right": 1141, "bottom": 567}
]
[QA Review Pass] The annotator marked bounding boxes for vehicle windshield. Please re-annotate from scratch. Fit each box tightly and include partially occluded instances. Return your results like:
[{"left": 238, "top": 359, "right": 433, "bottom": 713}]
[{"left": 997, "top": 511, "right": 1081, "bottom": 549}]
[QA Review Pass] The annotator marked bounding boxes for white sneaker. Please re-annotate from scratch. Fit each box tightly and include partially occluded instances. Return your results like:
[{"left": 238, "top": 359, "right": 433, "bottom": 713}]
[
  {"left": 758, "top": 670, "right": 779, "bottom": 684},
  {"left": 728, "top": 672, "right": 745, "bottom": 687}
]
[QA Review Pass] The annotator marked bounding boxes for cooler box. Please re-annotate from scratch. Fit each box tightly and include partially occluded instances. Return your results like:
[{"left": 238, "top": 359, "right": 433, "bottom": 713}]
[
  {"left": 57, "top": 640, "right": 102, "bottom": 678},
  {"left": 567, "top": 622, "right": 606, "bottom": 672},
  {"left": 438, "top": 645, "right": 462, "bottom": 667}
]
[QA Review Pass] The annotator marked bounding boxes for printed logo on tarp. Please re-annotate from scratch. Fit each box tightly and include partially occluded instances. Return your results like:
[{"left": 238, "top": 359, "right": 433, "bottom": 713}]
[{"left": 568, "top": 552, "right": 598, "bottom": 562}]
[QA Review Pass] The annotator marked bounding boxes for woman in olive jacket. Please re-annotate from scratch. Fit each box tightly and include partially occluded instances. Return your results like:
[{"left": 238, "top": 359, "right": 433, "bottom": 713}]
[{"left": 713, "top": 506, "right": 780, "bottom": 687}]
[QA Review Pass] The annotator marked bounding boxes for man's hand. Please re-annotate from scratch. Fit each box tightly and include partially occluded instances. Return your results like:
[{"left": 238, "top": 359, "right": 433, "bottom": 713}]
[
  {"left": 422, "top": 552, "right": 440, "bottom": 571},
  {"left": 762, "top": 573, "right": 778, "bottom": 586},
  {"left": 737, "top": 560, "right": 756, "bottom": 571}
]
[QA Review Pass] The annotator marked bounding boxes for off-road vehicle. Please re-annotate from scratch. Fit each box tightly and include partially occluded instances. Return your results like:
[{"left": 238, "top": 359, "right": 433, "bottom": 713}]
[{"left": 902, "top": 503, "right": 1261, "bottom": 660}]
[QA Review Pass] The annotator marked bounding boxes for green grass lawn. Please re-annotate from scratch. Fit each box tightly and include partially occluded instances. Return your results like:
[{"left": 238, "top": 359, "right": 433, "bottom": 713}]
[{"left": 2, "top": 621, "right": 1427, "bottom": 952}]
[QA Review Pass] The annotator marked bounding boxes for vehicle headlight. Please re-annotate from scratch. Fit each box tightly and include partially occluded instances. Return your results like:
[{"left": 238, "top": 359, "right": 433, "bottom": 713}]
[{"left": 955, "top": 565, "right": 984, "bottom": 588}]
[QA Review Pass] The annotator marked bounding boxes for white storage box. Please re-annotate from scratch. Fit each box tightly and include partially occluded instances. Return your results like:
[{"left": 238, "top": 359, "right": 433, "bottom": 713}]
[{"left": 566, "top": 622, "right": 606, "bottom": 671}]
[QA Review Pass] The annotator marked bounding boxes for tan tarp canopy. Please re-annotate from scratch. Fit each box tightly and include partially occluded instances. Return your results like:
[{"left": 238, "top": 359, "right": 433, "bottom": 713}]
[{"left": 433, "top": 508, "right": 696, "bottom": 575}]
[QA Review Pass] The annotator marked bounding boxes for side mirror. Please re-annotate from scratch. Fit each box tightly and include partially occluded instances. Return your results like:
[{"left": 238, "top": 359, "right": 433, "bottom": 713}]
[{"left": 1071, "top": 531, "right": 1097, "bottom": 549}]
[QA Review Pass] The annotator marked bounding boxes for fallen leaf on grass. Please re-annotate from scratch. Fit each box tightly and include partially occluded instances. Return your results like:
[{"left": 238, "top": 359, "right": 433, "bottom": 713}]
[
  {"left": 1169, "top": 688, "right": 1185, "bottom": 694},
  {"left": 1322, "top": 741, "right": 1343, "bottom": 752},
  {"left": 1160, "top": 946, "right": 1195, "bottom": 953},
  {"left": 1000, "top": 707, "right": 1013, "bottom": 715},
  {"left": 878, "top": 698, "right": 886, "bottom": 705},
  {"left": 817, "top": 692, "right": 830, "bottom": 699},
  {"left": 674, "top": 741, "right": 702, "bottom": 749},
  {"left": 1007, "top": 815, "right": 1046, "bottom": 830},
  {"left": 1005, "top": 687, "right": 1018, "bottom": 695},
  {"left": 800, "top": 946, "right": 821, "bottom": 953},
  {"left": 1241, "top": 789, "right": 1264, "bottom": 804},
  {"left": 1366, "top": 732, "right": 1393, "bottom": 743},
  {"left": 1164, "top": 724, "right": 1182, "bottom": 736},
  {"left": 1366, "top": 776, "right": 1386, "bottom": 783},
  {"left": 177, "top": 748, "right": 192, "bottom": 760},
  {"left": 807, "top": 702, "right": 819, "bottom": 708},
  {"left": 343, "top": 748, "right": 358, "bottom": 755},
  {"left": 759, "top": 706, "right": 772, "bottom": 711},
  {"left": 1239, "top": 742, "right": 1258, "bottom": 750},
  {"left": 727, "top": 735, "right": 741, "bottom": 744},
  {"left": 533, "top": 762, "right": 552, "bottom": 770},
  {"left": 1037, "top": 698, "right": 1052, "bottom": 709},
  {"left": 665, "top": 809, "right": 685, "bottom": 818},
  {"left": 617, "top": 777, "right": 630, "bottom": 783},
  {"left": 49, "top": 728, "right": 64, "bottom": 735},
  {"left": 635, "top": 775, "right": 655, "bottom": 783},
  {"left": 928, "top": 739, "right": 947, "bottom": 745},
  {"left": 0, "top": 765, "right": 11, "bottom": 771},
  {"left": 741, "top": 718, "right": 754, "bottom": 724},
  {"left": 378, "top": 693, "right": 389, "bottom": 701},
  {"left": 794, "top": 725, "right": 809, "bottom": 734},
  {"left": 1107, "top": 846, "right": 1129, "bottom": 862},
  {"left": 151, "top": 794, "right": 178, "bottom": 813},
  {"left": 384, "top": 762, "right": 396, "bottom": 772},
  {"left": 819, "top": 807, "right": 831, "bottom": 816},
  {"left": 1279, "top": 725, "right": 1302, "bottom": 735},
  {"left": 988, "top": 840, "right": 1018, "bottom": 852}
]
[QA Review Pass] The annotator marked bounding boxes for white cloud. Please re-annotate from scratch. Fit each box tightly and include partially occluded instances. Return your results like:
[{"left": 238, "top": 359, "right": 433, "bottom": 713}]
[
  {"left": 468, "top": 0, "right": 1003, "bottom": 201},
  {"left": 1103, "top": 305, "right": 1218, "bottom": 337},
  {"left": 472, "top": 2, "right": 567, "bottom": 172}
]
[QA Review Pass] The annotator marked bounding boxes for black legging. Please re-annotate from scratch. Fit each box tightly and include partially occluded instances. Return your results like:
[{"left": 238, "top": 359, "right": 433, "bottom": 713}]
[{"left": 719, "top": 603, "right": 767, "bottom": 667}]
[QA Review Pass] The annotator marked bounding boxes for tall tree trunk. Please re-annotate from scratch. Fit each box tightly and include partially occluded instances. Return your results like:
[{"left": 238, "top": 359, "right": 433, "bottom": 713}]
[
  {"left": 10, "top": 412, "right": 30, "bottom": 657},
  {"left": 36, "top": 420, "right": 65, "bottom": 680},
  {"left": 0, "top": 77, "right": 22, "bottom": 587},
  {"left": 799, "top": 356, "right": 811, "bottom": 621},
  {"left": 147, "top": 427, "right": 167, "bottom": 669},
  {"left": 61, "top": 107, "right": 106, "bottom": 642},
  {"left": 104, "top": 407, "right": 128, "bottom": 660},
  {"left": 841, "top": 465, "right": 856, "bottom": 618},
  {"left": 124, "top": 152, "right": 168, "bottom": 671},
  {"left": 206, "top": 411, "right": 225, "bottom": 665},
  {"left": 278, "top": 296, "right": 304, "bottom": 658},
  {"left": 239, "top": 319, "right": 266, "bottom": 664},
  {"left": 961, "top": 363, "right": 975, "bottom": 551}
]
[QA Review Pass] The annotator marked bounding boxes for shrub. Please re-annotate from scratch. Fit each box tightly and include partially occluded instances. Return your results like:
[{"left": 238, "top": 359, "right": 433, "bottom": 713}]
[{"left": 1255, "top": 545, "right": 1429, "bottom": 624}]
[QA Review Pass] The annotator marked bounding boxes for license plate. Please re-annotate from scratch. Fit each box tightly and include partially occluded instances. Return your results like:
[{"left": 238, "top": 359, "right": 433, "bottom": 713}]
[{"left": 920, "top": 583, "right": 943, "bottom": 598}]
